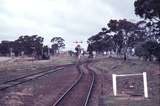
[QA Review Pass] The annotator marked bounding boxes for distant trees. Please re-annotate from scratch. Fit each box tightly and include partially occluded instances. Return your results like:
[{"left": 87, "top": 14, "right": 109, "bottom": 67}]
[
  {"left": 87, "top": 0, "right": 160, "bottom": 61},
  {"left": 108, "top": 19, "right": 138, "bottom": 59},
  {"left": 16, "top": 35, "right": 44, "bottom": 56},
  {"left": 87, "top": 18, "right": 160, "bottom": 61},
  {"left": 42, "top": 45, "right": 50, "bottom": 59},
  {"left": 88, "top": 28, "right": 113, "bottom": 53},
  {"left": 0, "top": 35, "right": 44, "bottom": 57},
  {"left": 51, "top": 37, "right": 65, "bottom": 54},
  {"left": 0, "top": 41, "right": 14, "bottom": 56},
  {"left": 0, "top": 35, "right": 65, "bottom": 59},
  {"left": 88, "top": 19, "right": 139, "bottom": 60}
]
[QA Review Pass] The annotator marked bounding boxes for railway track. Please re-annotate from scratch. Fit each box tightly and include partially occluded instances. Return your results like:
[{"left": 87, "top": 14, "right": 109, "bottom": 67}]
[
  {"left": 0, "top": 67, "right": 64, "bottom": 90},
  {"left": 53, "top": 62, "right": 95, "bottom": 106},
  {"left": 0, "top": 63, "right": 77, "bottom": 91}
]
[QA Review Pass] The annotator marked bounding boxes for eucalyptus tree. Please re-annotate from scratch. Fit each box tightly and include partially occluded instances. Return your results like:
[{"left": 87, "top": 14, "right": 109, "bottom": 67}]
[
  {"left": 107, "top": 19, "right": 137, "bottom": 60},
  {"left": 51, "top": 37, "right": 65, "bottom": 54},
  {"left": 87, "top": 28, "right": 113, "bottom": 53},
  {"left": 15, "top": 35, "right": 44, "bottom": 56},
  {"left": 134, "top": 0, "right": 160, "bottom": 61}
]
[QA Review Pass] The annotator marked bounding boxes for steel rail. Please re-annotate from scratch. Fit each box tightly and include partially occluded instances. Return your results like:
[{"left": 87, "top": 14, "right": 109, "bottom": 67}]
[
  {"left": 84, "top": 64, "right": 95, "bottom": 106},
  {"left": 53, "top": 63, "right": 95, "bottom": 106},
  {"left": 52, "top": 65, "right": 83, "bottom": 106},
  {"left": 0, "top": 64, "right": 76, "bottom": 84},
  {"left": 0, "top": 67, "right": 64, "bottom": 90}
]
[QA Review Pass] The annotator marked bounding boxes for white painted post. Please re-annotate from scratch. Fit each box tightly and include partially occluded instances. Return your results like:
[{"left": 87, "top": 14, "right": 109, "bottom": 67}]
[
  {"left": 112, "top": 74, "right": 117, "bottom": 96},
  {"left": 143, "top": 72, "right": 148, "bottom": 98}
]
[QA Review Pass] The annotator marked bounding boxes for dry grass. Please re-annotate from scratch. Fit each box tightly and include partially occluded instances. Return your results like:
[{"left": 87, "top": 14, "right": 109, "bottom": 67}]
[
  {"left": 0, "top": 54, "right": 76, "bottom": 72},
  {"left": 95, "top": 58, "right": 160, "bottom": 106}
]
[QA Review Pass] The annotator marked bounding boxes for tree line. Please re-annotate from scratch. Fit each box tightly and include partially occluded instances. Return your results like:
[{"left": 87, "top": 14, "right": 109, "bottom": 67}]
[
  {"left": 0, "top": 35, "right": 65, "bottom": 59},
  {"left": 87, "top": 0, "right": 160, "bottom": 61}
]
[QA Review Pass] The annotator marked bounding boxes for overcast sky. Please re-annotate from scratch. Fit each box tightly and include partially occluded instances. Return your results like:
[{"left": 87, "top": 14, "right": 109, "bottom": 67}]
[{"left": 0, "top": 0, "right": 140, "bottom": 50}]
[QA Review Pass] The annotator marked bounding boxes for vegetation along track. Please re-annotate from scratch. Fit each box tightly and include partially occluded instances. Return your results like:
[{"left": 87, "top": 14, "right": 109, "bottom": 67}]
[
  {"left": 0, "top": 67, "right": 64, "bottom": 90},
  {"left": 53, "top": 61, "right": 95, "bottom": 106}
]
